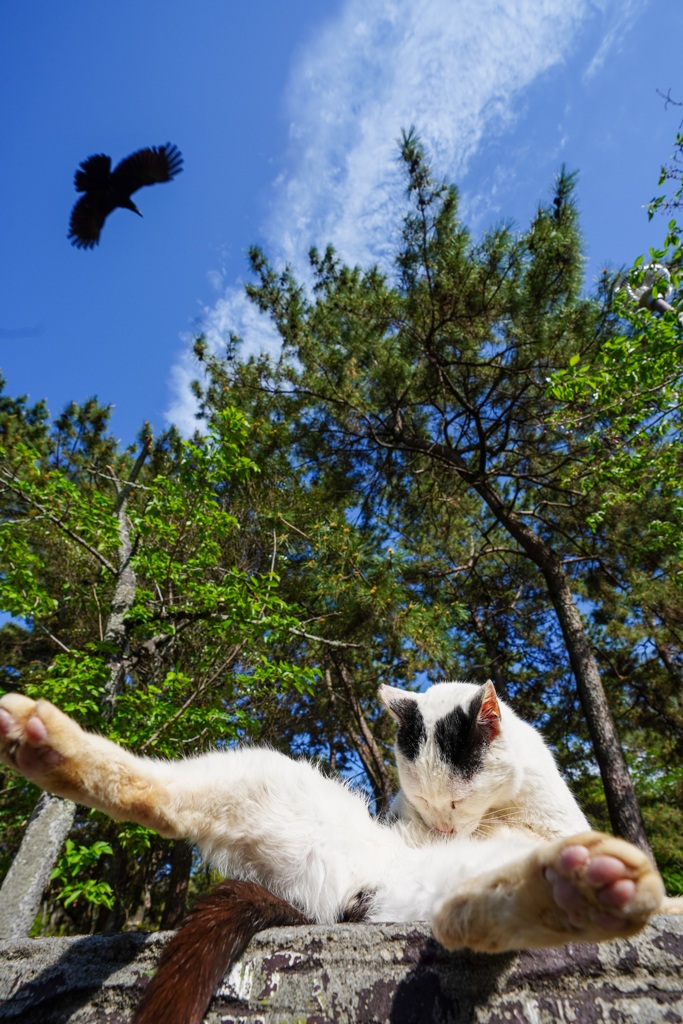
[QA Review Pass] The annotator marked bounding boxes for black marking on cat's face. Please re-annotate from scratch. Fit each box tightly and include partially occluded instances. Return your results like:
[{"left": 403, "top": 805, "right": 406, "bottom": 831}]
[
  {"left": 433, "top": 689, "right": 487, "bottom": 780},
  {"left": 393, "top": 699, "right": 427, "bottom": 763}
]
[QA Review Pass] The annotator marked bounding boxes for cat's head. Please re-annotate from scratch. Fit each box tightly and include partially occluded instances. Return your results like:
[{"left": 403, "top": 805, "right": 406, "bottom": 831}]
[{"left": 379, "top": 680, "right": 519, "bottom": 837}]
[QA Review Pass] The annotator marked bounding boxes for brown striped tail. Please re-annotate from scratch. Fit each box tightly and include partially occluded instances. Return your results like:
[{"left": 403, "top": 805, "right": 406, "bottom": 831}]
[{"left": 133, "top": 880, "right": 309, "bottom": 1024}]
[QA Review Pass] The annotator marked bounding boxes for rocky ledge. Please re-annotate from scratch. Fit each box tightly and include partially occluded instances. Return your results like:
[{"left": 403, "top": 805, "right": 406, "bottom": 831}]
[{"left": 0, "top": 915, "right": 681, "bottom": 1023}]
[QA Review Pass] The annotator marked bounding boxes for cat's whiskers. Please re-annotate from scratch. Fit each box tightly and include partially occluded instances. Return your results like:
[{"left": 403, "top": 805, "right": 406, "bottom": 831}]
[{"left": 472, "top": 808, "right": 530, "bottom": 838}]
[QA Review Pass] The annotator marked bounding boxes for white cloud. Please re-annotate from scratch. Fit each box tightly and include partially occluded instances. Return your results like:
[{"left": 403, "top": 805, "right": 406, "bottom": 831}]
[
  {"left": 165, "top": 288, "right": 283, "bottom": 432},
  {"left": 168, "top": 0, "right": 653, "bottom": 429},
  {"left": 583, "top": 0, "right": 651, "bottom": 80},
  {"left": 167, "top": 352, "right": 203, "bottom": 436},
  {"left": 271, "top": 0, "right": 588, "bottom": 268}
]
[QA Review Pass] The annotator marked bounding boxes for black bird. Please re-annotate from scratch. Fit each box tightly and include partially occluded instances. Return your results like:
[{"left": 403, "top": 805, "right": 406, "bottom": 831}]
[{"left": 68, "top": 143, "right": 183, "bottom": 249}]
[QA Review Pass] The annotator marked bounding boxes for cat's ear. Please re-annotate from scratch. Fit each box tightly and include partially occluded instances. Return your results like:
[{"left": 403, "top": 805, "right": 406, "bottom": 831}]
[
  {"left": 477, "top": 680, "right": 501, "bottom": 742},
  {"left": 378, "top": 684, "right": 418, "bottom": 724}
]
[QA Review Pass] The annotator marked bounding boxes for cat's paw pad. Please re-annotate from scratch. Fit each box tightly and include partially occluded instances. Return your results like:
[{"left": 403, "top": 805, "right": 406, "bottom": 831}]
[
  {"left": 0, "top": 694, "right": 69, "bottom": 778},
  {"left": 544, "top": 832, "right": 664, "bottom": 935}
]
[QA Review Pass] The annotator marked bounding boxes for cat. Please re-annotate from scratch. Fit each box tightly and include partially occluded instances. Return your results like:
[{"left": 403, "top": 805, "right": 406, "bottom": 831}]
[
  {"left": 0, "top": 687, "right": 665, "bottom": 1024},
  {"left": 135, "top": 679, "right": 594, "bottom": 1021},
  {"left": 378, "top": 680, "right": 589, "bottom": 843},
  {"left": 138, "top": 677, "right": 592, "bottom": 1022}
]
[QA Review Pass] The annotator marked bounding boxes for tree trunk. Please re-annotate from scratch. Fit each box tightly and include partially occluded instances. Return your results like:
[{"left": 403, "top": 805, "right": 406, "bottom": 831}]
[
  {"left": 540, "top": 551, "right": 651, "bottom": 853},
  {"left": 0, "top": 442, "right": 151, "bottom": 936},
  {"left": 0, "top": 793, "right": 75, "bottom": 938},
  {"left": 102, "top": 439, "right": 150, "bottom": 717},
  {"left": 331, "top": 654, "right": 394, "bottom": 816},
  {"left": 160, "top": 841, "right": 193, "bottom": 930},
  {"left": 397, "top": 431, "right": 652, "bottom": 855},
  {"left": 476, "top": 479, "right": 651, "bottom": 854}
]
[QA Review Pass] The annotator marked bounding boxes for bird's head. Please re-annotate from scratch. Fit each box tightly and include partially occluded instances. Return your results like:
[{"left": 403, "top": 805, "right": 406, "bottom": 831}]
[{"left": 122, "top": 198, "right": 143, "bottom": 217}]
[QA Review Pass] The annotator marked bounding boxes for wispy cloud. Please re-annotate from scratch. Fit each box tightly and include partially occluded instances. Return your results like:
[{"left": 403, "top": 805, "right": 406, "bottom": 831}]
[
  {"left": 273, "top": 0, "right": 585, "bottom": 267},
  {"left": 167, "top": 0, "right": 652, "bottom": 431},
  {"left": 583, "top": 0, "right": 651, "bottom": 80},
  {"left": 168, "top": 287, "right": 283, "bottom": 434}
]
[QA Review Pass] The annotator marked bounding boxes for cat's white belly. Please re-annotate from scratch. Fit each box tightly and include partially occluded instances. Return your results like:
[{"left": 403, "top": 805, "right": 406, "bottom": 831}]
[
  {"left": 155, "top": 746, "right": 541, "bottom": 924},
  {"left": 157, "top": 746, "right": 406, "bottom": 922}
]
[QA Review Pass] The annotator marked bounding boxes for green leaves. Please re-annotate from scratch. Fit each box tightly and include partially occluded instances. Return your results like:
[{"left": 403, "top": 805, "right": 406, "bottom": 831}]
[
  {"left": 648, "top": 129, "right": 683, "bottom": 219},
  {"left": 547, "top": 232, "right": 683, "bottom": 561},
  {"left": 0, "top": 389, "right": 318, "bottom": 927},
  {"left": 215, "top": 135, "right": 683, "bottom": 862},
  {"left": 4, "top": 130, "right": 683, "bottom": 925},
  {"left": 50, "top": 839, "right": 115, "bottom": 910}
]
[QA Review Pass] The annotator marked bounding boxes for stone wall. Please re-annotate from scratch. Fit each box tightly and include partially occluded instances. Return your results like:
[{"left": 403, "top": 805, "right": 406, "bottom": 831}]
[{"left": 0, "top": 915, "right": 681, "bottom": 1023}]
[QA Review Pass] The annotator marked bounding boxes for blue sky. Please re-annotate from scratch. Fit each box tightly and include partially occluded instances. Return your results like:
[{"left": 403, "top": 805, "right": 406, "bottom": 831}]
[{"left": 1, "top": 0, "right": 681, "bottom": 447}]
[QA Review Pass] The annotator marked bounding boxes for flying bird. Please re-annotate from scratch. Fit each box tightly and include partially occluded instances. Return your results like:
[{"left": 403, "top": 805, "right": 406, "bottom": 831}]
[{"left": 68, "top": 143, "right": 183, "bottom": 249}]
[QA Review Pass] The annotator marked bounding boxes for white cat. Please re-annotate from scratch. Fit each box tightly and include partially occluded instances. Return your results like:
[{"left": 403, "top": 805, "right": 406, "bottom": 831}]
[
  {"left": 0, "top": 687, "right": 664, "bottom": 1024},
  {"left": 379, "top": 680, "right": 589, "bottom": 843}
]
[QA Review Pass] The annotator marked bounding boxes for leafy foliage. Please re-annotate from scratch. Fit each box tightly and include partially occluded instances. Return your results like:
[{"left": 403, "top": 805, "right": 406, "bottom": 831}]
[
  {"left": 0, "top": 393, "right": 315, "bottom": 930},
  {"left": 49, "top": 839, "right": 115, "bottom": 911},
  {"left": 2, "top": 130, "right": 683, "bottom": 929},
  {"left": 196, "top": 132, "right": 682, "bottom": 881}
]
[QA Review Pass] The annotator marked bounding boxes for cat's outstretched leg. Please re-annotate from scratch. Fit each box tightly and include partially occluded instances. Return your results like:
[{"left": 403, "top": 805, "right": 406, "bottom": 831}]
[
  {"left": 0, "top": 693, "right": 388, "bottom": 928},
  {"left": 432, "top": 831, "right": 664, "bottom": 953},
  {"left": 0, "top": 693, "right": 180, "bottom": 836}
]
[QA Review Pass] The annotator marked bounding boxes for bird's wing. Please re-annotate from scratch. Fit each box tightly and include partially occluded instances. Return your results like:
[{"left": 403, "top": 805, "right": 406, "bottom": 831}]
[
  {"left": 68, "top": 193, "right": 108, "bottom": 248},
  {"left": 112, "top": 143, "right": 183, "bottom": 196},
  {"left": 74, "top": 154, "right": 112, "bottom": 192}
]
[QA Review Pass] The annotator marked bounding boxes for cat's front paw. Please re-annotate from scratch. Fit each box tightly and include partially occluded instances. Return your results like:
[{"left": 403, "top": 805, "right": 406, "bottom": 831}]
[
  {"left": 0, "top": 693, "right": 81, "bottom": 784},
  {"left": 431, "top": 830, "right": 665, "bottom": 953},
  {"left": 540, "top": 831, "right": 664, "bottom": 937}
]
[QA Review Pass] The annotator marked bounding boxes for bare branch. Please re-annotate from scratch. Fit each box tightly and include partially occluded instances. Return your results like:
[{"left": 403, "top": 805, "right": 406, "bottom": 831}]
[{"left": 288, "top": 627, "right": 363, "bottom": 649}]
